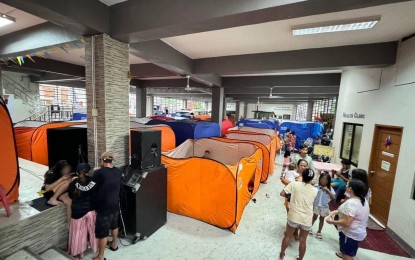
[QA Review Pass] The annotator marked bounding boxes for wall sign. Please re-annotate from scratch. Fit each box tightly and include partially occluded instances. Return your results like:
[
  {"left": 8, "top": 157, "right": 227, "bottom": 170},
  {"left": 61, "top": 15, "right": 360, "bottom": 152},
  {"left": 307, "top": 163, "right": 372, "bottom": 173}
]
[
  {"left": 343, "top": 112, "right": 366, "bottom": 119},
  {"left": 381, "top": 160, "right": 391, "bottom": 171},
  {"left": 382, "top": 151, "right": 395, "bottom": 158}
]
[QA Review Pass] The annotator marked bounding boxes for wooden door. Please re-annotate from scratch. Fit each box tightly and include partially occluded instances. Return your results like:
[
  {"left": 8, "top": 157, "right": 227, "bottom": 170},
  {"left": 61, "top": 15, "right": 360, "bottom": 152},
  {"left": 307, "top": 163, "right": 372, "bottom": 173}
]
[{"left": 369, "top": 125, "right": 403, "bottom": 226}]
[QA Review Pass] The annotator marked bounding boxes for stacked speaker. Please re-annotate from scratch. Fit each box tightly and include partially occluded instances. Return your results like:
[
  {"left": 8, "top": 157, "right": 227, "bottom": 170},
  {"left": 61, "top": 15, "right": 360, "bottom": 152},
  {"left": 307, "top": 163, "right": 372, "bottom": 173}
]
[{"left": 122, "top": 129, "right": 167, "bottom": 242}]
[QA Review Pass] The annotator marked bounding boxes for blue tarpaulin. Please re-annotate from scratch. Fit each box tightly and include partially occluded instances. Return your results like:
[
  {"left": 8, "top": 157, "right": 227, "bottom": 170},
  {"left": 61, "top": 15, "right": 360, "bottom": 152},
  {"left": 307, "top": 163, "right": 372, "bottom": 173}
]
[
  {"left": 236, "top": 119, "right": 279, "bottom": 130},
  {"left": 146, "top": 120, "right": 220, "bottom": 145},
  {"left": 278, "top": 121, "right": 324, "bottom": 149}
]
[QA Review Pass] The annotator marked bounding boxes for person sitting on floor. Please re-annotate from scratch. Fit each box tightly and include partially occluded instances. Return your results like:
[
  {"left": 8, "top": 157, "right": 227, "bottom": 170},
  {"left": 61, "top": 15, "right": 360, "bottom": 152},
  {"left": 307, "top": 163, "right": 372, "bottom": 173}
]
[
  {"left": 41, "top": 160, "right": 73, "bottom": 206},
  {"left": 68, "top": 163, "right": 98, "bottom": 259}
]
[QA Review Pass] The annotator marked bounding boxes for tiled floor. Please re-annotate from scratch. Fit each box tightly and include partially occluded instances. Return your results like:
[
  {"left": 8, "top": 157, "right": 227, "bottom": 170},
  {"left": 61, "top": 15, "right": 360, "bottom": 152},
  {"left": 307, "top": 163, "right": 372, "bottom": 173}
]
[
  {"left": 1, "top": 157, "right": 413, "bottom": 260},
  {"left": 0, "top": 159, "right": 46, "bottom": 228}
]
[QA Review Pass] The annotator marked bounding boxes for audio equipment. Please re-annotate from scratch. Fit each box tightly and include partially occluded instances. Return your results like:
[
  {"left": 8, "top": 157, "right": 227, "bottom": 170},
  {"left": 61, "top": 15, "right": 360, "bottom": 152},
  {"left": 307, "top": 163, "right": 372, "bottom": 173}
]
[
  {"left": 130, "top": 129, "right": 161, "bottom": 170},
  {"left": 47, "top": 127, "right": 88, "bottom": 171},
  {"left": 121, "top": 165, "right": 167, "bottom": 241}
]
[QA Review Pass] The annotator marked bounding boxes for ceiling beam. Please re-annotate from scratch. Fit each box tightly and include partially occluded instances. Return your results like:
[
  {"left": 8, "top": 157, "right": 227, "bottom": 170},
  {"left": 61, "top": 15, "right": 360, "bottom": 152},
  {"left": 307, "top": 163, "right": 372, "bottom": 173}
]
[
  {"left": 130, "top": 63, "right": 178, "bottom": 78},
  {"left": 223, "top": 74, "right": 341, "bottom": 88},
  {"left": 5, "top": 58, "right": 85, "bottom": 78},
  {"left": 130, "top": 40, "right": 192, "bottom": 76},
  {"left": 194, "top": 42, "right": 398, "bottom": 75},
  {"left": 37, "top": 80, "right": 85, "bottom": 88},
  {"left": 30, "top": 73, "right": 84, "bottom": 83},
  {"left": 1, "top": 0, "right": 109, "bottom": 35},
  {"left": 110, "top": 0, "right": 411, "bottom": 43},
  {"left": 0, "top": 23, "right": 81, "bottom": 59},
  {"left": 231, "top": 93, "right": 338, "bottom": 99},
  {"left": 225, "top": 87, "right": 339, "bottom": 95},
  {"left": 140, "top": 78, "right": 207, "bottom": 89}
]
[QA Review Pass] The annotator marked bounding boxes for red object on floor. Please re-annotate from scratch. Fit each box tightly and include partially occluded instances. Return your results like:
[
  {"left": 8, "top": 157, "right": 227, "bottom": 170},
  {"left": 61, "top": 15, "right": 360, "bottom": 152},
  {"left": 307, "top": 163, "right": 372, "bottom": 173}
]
[
  {"left": 360, "top": 229, "right": 412, "bottom": 258},
  {"left": 0, "top": 185, "right": 11, "bottom": 217}
]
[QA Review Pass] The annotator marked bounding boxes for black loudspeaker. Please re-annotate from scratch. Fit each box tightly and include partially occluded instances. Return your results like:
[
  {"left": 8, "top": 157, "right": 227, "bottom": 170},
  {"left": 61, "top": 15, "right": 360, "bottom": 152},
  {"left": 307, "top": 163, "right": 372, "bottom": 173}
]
[
  {"left": 47, "top": 127, "right": 88, "bottom": 171},
  {"left": 130, "top": 129, "right": 161, "bottom": 170},
  {"left": 122, "top": 165, "right": 167, "bottom": 241}
]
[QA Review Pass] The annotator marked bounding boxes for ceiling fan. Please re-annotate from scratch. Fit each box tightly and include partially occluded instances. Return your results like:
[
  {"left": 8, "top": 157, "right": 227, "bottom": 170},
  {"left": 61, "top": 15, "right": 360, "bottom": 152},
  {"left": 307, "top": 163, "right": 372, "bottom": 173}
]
[
  {"left": 268, "top": 87, "right": 281, "bottom": 98},
  {"left": 184, "top": 75, "right": 212, "bottom": 95}
]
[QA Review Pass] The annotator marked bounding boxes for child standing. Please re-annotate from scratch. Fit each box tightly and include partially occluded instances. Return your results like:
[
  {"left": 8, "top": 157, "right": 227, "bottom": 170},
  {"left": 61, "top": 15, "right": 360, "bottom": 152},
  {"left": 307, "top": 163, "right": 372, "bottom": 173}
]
[
  {"left": 310, "top": 172, "right": 336, "bottom": 240},
  {"left": 68, "top": 163, "right": 98, "bottom": 259},
  {"left": 282, "top": 150, "right": 292, "bottom": 173}
]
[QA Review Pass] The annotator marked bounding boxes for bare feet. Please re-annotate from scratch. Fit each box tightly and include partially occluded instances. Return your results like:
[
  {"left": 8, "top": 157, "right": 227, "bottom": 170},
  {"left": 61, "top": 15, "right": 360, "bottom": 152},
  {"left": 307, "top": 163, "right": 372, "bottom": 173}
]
[{"left": 47, "top": 198, "right": 63, "bottom": 206}]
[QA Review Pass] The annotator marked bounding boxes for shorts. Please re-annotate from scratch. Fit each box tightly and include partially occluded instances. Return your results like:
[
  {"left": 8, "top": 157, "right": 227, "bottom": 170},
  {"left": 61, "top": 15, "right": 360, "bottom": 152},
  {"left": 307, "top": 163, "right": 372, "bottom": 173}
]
[
  {"left": 339, "top": 232, "right": 359, "bottom": 257},
  {"left": 287, "top": 219, "right": 312, "bottom": 231},
  {"left": 95, "top": 211, "right": 119, "bottom": 239},
  {"left": 313, "top": 206, "right": 330, "bottom": 217}
]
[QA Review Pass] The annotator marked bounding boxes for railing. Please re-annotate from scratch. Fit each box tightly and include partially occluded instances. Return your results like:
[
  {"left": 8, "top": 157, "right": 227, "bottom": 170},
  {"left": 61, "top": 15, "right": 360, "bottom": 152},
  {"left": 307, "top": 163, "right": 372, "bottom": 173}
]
[
  {"left": 22, "top": 105, "right": 74, "bottom": 122},
  {"left": 1, "top": 73, "right": 42, "bottom": 114}
]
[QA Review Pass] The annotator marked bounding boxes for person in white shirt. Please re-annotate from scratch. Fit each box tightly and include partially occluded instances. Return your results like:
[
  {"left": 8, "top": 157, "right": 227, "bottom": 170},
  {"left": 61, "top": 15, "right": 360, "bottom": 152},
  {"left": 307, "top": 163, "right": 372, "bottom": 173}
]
[
  {"left": 326, "top": 179, "right": 370, "bottom": 260},
  {"left": 282, "top": 163, "right": 299, "bottom": 183},
  {"left": 279, "top": 168, "right": 318, "bottom": 260},
  {"left": 293, "top": 145, "right": 316, "bottom": 174},
  {"left": 310, "top": 172, "right": 336, "bottom": 240}
]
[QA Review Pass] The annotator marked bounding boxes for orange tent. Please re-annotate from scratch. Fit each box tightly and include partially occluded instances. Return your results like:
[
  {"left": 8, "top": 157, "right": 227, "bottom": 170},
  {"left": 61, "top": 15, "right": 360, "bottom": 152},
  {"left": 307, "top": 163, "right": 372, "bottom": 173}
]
[
  {"left": 162, "top": 138, "right": 262, "bottom": 232},
  {"left": 226, "top": 130, "right": 277, "bottom": 176},
  {"left": 130, "top": 121, "right": 176, "bottom": 151},
  {"left": 212, "top": 137, "right": 270, "bottom": 183},
  {"left": 14, "top": 121, "right": 83, "bottom": 166},
  {"left": 238, "top": 126, "right": 282, "bottom": 152},
  {"left": 0, "top": 97, "right": 19, "bottom": 206}
]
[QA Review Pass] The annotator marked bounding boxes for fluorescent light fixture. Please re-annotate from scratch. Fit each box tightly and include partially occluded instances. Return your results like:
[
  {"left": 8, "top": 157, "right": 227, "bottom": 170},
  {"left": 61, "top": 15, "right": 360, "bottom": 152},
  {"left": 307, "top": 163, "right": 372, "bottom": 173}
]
[
  {"left": 292, "top": 16, "right": 381, "bottom": 36},
  {"left": 0, "top": 13, "right": 16, "bottom": 27}
]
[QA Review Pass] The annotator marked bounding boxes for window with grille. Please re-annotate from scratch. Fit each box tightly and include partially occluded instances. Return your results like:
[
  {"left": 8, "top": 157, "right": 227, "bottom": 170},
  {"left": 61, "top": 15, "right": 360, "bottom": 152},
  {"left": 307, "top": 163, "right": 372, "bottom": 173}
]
[
  {"left": 39, "top": 84, "right": 86, "bottom": 108},
  {"left": 295, "top": 103, "right": 308, "bottom": 121},
  {"left": 153, "top": 97, "right": 187, "bottom": 114},
  {"left": 312, "top": 97, "right": 337, "bottom": 128}
]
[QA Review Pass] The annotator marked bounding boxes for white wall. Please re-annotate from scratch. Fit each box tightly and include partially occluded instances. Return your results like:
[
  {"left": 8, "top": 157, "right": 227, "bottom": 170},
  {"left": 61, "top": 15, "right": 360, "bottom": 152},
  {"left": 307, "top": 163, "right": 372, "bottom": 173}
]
[
  {"left": 332, "top": 37, "right": 415, "bottom": 248},
  {"left": 1, "top": 71, "right": 39, "bottom": 122},
  {"left": 246, "top": 103, "right": 294, "bottom": 118}
]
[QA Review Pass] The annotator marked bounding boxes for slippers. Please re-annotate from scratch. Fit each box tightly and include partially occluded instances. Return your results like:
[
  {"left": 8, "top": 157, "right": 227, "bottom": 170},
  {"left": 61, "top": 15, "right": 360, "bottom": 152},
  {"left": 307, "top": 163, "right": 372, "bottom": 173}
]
[
  {"left": 106, "top": 241, "right": 118, "bottom": 251},
  {"left": 335, "top": 252, "right": 342, "bottom": 258}
]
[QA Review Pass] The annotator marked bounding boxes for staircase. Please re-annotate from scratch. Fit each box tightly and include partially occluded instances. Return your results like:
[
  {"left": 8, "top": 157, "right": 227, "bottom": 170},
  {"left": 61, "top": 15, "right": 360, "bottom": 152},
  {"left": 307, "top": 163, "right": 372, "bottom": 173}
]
[
  {"left": 1, "top": 73, "right": 74, "bottom": 122},
  {"left": 5, "top": 246, "right": 76, "bottom": 260},
  {"left": 1, "top": 73, "right": 42, "bottom": 116}
]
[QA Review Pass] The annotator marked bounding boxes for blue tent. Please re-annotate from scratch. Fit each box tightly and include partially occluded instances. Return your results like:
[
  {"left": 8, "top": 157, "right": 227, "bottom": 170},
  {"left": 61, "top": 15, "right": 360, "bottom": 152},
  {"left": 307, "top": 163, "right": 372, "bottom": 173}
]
[
  {"left": 236, "top": 119, "right": 279, "bottom": 130},
  {"left": 146, "top": 120, "right": 220, "bottom": 145},
  {"left": 278, "top": 121, "right": 324, "bottom": 149}
]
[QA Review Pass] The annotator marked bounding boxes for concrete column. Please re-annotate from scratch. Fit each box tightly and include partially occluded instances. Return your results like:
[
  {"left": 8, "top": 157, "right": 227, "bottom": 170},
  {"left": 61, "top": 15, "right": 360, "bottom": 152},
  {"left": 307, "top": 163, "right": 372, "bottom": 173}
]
[
  {"left": 0, "top": 66, "right": 3, "bottom": 97},
  {"left": 239, "top": 101, "right": 245, "bottom": 119},
  {"left": 293, "top": 105, "right": 298, "bottom": 120},
  {"left": 306, "top": 101, "right": 314, "bottom": 121},
  {"left": 146, "top": 95, "right": 154, "bottom": 116},
  {"left": 243, "top": 103, "right": 248, "bottom": 119},
  {"left": 211, "top": 87, "right": 224, "bottom": 126},
  {"left": 223, "top": 98, "right": 228, "bottom": 118},
  {"left": 183, "top": 99, "right": 187, "bottom": 110},
  {"left": 205, "top": 101, "right": 209, "bottom": 111},
  {"left": 135, "top": 87, "right": 147, "bottom": 118},
  {"left": 235, "top": 101, "right": 240, "bottom": 121},
  {"left": 85, "top": 34, "right": 130, "bottom": 167}
]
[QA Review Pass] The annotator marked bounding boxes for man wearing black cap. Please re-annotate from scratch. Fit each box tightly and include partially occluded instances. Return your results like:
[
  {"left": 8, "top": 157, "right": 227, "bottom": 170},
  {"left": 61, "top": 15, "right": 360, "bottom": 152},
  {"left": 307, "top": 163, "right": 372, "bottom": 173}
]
[{"left": 92, "top": 152, "right": 122, "bottom": 260}]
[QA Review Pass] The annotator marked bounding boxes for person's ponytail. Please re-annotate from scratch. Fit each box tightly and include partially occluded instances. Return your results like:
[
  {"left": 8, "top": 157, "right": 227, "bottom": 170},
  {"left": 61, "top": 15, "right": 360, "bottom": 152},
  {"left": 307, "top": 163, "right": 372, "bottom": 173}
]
[{"left": 359, "top": 194, "right": 365, "bottom": 206}]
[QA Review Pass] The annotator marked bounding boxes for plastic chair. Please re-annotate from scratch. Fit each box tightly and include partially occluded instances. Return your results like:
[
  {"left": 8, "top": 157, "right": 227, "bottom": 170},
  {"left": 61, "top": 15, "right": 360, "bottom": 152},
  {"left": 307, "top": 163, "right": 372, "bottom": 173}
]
[{"left": 0, "top": 185, "right": 11, "bottom": 217}]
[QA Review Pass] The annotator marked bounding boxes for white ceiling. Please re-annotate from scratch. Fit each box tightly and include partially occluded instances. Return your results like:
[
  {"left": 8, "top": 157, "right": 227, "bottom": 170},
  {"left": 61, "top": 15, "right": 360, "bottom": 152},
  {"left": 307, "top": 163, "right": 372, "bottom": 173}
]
[
  {"left": 99, "top": 0, "right": 127, "bottom": 6},
  {"left": 46, "top": 47, "right": 148, "bottom": 66},
  {"left": 0, "top": 3, "right": 46, "bottom": 37},
  {"left": 162, "top": 1, "right": 415, "bottom": 59}
]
